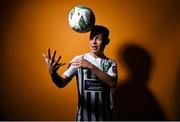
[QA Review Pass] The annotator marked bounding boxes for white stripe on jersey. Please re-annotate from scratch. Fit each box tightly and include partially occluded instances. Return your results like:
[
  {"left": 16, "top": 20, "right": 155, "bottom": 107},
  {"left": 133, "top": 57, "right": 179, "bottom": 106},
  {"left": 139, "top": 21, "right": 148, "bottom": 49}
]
[
  {"left": 77, "top": 68, "right": 82, "bottom": 95},
  {"left": 91, "top": 92, "right": 96, "bottom": 121}
]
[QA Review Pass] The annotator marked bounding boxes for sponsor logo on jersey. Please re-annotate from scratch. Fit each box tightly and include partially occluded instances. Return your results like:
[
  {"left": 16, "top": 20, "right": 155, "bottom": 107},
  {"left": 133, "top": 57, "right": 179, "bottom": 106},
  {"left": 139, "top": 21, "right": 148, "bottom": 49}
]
[{"left": 84, "top": 79, "right": 104, "bottom": 91}]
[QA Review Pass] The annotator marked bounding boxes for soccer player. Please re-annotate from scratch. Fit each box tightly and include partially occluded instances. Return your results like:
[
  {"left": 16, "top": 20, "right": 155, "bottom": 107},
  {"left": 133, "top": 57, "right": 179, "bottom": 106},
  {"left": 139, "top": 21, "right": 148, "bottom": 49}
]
[{"left": 42, "top": 25, "right": 118, "bottom": 121}]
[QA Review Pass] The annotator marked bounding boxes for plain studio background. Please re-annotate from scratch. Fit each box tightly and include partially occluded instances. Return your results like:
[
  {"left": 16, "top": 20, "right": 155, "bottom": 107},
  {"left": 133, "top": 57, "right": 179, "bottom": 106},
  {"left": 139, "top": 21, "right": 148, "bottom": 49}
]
[{"left": 0, "top": 0, "right": 180, "bottom": 120}]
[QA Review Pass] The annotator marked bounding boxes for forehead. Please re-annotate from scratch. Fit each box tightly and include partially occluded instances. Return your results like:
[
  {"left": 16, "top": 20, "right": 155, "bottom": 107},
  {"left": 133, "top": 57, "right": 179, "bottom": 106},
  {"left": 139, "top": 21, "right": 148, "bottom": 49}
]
[{"left": 93, "top": 34, "right": 103, "bottom": 38}]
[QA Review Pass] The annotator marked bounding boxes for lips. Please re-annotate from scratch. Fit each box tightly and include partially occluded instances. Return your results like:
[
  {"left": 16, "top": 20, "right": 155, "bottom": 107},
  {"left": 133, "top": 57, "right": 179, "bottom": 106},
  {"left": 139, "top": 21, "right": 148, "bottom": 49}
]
[{"left": 91, "top": 46, "right": 98, "bottom": 50}]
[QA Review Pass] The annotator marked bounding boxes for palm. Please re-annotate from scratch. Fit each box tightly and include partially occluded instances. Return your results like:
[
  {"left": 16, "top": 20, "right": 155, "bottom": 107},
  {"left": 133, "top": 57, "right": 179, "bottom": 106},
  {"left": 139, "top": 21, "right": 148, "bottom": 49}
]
[{"left": 42, "top": 48, "right": 65, "bottom": 74}]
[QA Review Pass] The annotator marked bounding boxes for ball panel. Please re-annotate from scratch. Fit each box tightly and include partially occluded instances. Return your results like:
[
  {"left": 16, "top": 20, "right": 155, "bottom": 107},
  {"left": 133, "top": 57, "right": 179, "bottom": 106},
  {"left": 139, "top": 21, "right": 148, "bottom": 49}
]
[{"left": 78, "top": 16, "right": 88, "bottom": 32}]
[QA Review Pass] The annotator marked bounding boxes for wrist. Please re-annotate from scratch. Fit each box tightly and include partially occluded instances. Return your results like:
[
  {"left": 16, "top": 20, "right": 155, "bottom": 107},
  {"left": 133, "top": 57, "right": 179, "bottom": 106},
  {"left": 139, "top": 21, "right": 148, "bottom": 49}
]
[
  {"left": 49, "top": 70, "right": 57, "bottom": 76},
  {"left": 89, "top": 64, "right": 96, "bottom": 71}
]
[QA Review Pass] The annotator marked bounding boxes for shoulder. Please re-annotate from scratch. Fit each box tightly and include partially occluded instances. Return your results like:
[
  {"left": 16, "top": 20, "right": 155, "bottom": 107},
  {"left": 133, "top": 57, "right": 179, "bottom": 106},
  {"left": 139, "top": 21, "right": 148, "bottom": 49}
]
[
  {"left": 109, "top": 59, "right": 117, "bottom": 64},
  {"left": 106, "top": 58, "right": 118, "bottom": 68},
  {"left": 70, "top": 53, "right": 87, "bottom": 63},
  {"left": 103, "top": 56, "right": 117, "bottom": 64}
]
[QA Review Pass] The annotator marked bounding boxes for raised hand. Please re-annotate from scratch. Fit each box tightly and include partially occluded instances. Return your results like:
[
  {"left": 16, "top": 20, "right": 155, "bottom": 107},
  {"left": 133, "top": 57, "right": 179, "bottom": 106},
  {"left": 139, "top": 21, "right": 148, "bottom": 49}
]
[
  {"left": 42, "top": 48, "right": 65, "bottom": 74},
  {"left": 71, "top": 57, "right": 93, "bottom": 70}
]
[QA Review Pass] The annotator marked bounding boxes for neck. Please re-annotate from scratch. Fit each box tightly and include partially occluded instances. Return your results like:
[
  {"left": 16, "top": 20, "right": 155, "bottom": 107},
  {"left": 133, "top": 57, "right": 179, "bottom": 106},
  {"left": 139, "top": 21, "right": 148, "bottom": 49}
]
[{"left": 89, "top": 52, "right": 105, "bottom": 58}]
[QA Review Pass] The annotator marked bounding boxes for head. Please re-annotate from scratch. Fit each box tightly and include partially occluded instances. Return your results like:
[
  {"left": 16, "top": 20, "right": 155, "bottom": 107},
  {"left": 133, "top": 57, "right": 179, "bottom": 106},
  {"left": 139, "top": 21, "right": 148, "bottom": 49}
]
[{"left": 89, "top": 25, "right": 110, "bottom": 56}]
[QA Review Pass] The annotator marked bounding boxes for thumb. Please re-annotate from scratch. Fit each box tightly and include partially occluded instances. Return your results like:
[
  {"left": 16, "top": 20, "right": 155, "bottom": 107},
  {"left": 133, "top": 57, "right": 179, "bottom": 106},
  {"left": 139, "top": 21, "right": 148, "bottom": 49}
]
[{"left": 60, "top": 62, "right": 66, "bottom": 66}]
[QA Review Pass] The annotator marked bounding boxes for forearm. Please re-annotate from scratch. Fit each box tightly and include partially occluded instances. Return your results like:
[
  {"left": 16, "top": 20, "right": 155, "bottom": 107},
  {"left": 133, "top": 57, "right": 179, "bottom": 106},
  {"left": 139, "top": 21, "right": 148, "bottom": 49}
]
[
  {"left": 50, "top": 72, "right": 68, "bottom": 88},
  {"left": 89, "top": 65, "right": 117, "bottom": 88}
]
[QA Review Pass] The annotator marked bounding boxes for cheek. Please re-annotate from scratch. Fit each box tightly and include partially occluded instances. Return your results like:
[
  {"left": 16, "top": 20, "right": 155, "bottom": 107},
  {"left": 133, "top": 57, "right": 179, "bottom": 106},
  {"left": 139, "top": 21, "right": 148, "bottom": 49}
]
[
  {"left": 96, "top": 40, "right": 102, "bottom": 45},
  {"left": 97, "top": 41, "right": 104, "bottom": 47}
]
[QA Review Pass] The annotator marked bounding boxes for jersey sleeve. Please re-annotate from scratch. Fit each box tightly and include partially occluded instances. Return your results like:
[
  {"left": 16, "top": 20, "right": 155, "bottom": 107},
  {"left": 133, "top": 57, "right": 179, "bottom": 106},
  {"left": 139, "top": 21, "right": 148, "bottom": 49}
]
[
  {"left": 62, "top": 63, "right": 76, "bottom": 78},
  {"left": 107, "top": 61, "right": 118, "bottom": 79},
  {"left": 63, "top": 55, "right": 83, "bottom": 78}
]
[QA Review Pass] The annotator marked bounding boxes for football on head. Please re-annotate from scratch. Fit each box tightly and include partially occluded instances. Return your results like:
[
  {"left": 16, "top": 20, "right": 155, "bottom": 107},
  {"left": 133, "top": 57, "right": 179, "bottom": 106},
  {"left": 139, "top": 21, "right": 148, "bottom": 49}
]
[{"left": 68, "top": 5, "right": 95, "bottom": 33}]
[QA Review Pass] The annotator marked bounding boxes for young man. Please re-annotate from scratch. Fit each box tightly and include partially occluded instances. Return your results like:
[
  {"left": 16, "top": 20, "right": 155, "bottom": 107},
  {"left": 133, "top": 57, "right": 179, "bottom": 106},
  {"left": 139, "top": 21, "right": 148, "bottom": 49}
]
[{"left": 42, "top": 25, "right": 118, "bottom": 121}]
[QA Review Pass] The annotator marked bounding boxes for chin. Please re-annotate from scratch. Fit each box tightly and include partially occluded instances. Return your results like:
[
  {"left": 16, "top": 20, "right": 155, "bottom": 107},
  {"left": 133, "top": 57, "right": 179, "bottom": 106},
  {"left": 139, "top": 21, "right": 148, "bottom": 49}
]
[
  {"left": 91, "top": 50, "right": 98, "bottom": 53},
  {"left": 92, "top": 51, "right": 101, "bottom": 55}
]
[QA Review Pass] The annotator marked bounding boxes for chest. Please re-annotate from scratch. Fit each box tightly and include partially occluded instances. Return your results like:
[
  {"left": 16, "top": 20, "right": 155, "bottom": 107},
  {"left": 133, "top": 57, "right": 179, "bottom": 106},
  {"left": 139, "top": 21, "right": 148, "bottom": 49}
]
[{"left": 85, "top": 58, "right": 112, "bottom": 72}]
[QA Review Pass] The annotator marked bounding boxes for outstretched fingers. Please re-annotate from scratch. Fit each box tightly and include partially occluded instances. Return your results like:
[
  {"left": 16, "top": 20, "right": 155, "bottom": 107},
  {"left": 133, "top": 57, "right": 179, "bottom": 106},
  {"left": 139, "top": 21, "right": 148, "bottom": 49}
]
[
  {"left": 57, "top": 56, "right": 66, "bottom": 66},
  {"left": 42, "top": 53, "right": 46, "bottom": 58},
  {"left": 52, "top": 56, "right": 61, "bottom": 68},
  {"left": 56, "top": 55, "right": 61, "bottom": 64},
  {"left": 42, "top": 48, "right": 66, "bottom": 73},
  {"left": 42, "top": 53, "right": 48, "bottom": 63},
  {"left": 52, "top": 56, "right": 66, "bottom": 67},
  {"left": 51, "top": 50, "right": 56, "bottom": 62},
  {"left": 47, "top": 48, "right": 51, "bottom": 59},
  {"left": 60, "top": 62, "right": 66, "bottom": 66}
]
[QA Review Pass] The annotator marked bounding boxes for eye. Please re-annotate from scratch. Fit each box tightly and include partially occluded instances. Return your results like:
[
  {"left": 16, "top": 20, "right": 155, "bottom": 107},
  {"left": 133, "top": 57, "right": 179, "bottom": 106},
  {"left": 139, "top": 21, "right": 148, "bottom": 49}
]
[
  {"left": 96, "top": 37, "right": 102, "bottom": 40},
  {"left": 97, "top": 38, "right": 103, "bottom": 42}
]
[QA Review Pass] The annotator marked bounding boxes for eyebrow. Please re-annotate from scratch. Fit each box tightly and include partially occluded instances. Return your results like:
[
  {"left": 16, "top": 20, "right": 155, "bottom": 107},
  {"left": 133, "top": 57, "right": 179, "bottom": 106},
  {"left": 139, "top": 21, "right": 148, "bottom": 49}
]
[
  {"left": 94, "top": 35, "right": 103, "bottom": 38},
  {"left": 90, "top": 34, "right": 103, "bottom": 40}
]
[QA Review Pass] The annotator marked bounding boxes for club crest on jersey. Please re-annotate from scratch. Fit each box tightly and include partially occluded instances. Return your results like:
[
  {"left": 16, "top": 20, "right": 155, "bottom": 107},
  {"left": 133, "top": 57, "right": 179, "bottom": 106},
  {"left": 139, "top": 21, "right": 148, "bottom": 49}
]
[{"left": 103, "top": 62, "right": 111, "bottom": 72}]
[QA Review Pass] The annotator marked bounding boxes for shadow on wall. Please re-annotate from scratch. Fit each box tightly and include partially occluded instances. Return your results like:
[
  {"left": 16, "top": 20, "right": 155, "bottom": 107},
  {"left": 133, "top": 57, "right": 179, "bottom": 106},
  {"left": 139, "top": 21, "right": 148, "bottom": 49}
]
[
  {"left": 175, "top": 63, "right": 180, "bottom": 120},
  {"left": 113, "top": 43, "right": 167, "bottom": 121},
  {"left": 0, "top": 0, "right": 22, "bottom": 45}
]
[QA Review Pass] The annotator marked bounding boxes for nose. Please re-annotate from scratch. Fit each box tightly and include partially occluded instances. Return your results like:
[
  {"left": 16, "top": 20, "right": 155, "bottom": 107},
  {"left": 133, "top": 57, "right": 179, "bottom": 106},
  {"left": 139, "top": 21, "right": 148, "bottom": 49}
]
[{"left": 91, "top": 38, "right": 97, "bottom": 44}]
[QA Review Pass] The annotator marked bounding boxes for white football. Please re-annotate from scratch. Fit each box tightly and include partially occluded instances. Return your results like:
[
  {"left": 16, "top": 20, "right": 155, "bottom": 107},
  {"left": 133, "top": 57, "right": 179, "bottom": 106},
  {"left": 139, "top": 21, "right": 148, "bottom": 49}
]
[{"left": 68, "top": 5, "right": 95, "bottom": 33}]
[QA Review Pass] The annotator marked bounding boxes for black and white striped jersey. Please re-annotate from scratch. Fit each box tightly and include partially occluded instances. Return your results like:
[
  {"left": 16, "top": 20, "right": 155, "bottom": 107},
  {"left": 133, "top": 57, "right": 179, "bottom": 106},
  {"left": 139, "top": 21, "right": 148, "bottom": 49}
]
[{"left": 63, "top": 53, "right": 118, "bottom": 121}]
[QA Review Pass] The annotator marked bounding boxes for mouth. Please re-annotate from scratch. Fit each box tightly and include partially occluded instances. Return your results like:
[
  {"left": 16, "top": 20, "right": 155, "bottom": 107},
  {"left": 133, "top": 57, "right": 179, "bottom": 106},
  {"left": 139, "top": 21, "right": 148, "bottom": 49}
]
[{"left": 91, "top": 46, "right": 98, "bottom": 50}]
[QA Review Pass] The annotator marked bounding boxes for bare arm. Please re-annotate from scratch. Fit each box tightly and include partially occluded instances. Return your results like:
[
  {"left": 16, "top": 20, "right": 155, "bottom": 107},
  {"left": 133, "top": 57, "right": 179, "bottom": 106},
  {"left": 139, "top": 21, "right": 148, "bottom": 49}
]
[
  {"left": 50, "top": 72, "right": 71, "bottom": 88},
  {"left": 71, "top": 57, "right": 117, "bottom": 88},
  {"left": 89, "top": 64, "right": 117, "bottom": 88},
  {"left": 42, "top": 48, "right": 72, "bottom": 88}
]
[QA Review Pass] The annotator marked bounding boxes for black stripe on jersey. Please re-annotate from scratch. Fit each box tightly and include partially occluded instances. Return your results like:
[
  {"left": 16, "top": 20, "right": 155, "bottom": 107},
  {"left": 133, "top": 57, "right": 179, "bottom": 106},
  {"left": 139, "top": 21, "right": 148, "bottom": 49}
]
[
  {"left": 106, "top": 90, "right": 112, "bottom": 120},
  {"left": 95, "top": 92, "right": 99, "bottom": 121},
  {"left": 75, "top": 68, "right": 84, "bottom": 121},
  {"left": 87, "top": 92, "right": 91, "bottom": 121},
  {"left": 80, "top": 68, "right": 84, "bottom": 121},
  {"left": 102, "top": 91, "right": 106, "bottom": 120},
  {"left": 102, "top": 89, "right": 112, "bottom": 120},
  {"left": 75, "top": 73, "right": 80, "bottom": 121}
]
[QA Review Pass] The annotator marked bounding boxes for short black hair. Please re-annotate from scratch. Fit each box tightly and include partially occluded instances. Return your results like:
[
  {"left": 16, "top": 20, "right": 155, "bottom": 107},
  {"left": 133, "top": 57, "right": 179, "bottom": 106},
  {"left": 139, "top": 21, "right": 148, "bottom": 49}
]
[{"left": 90, "top": 25, "right": 109, "bottom": 42}]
